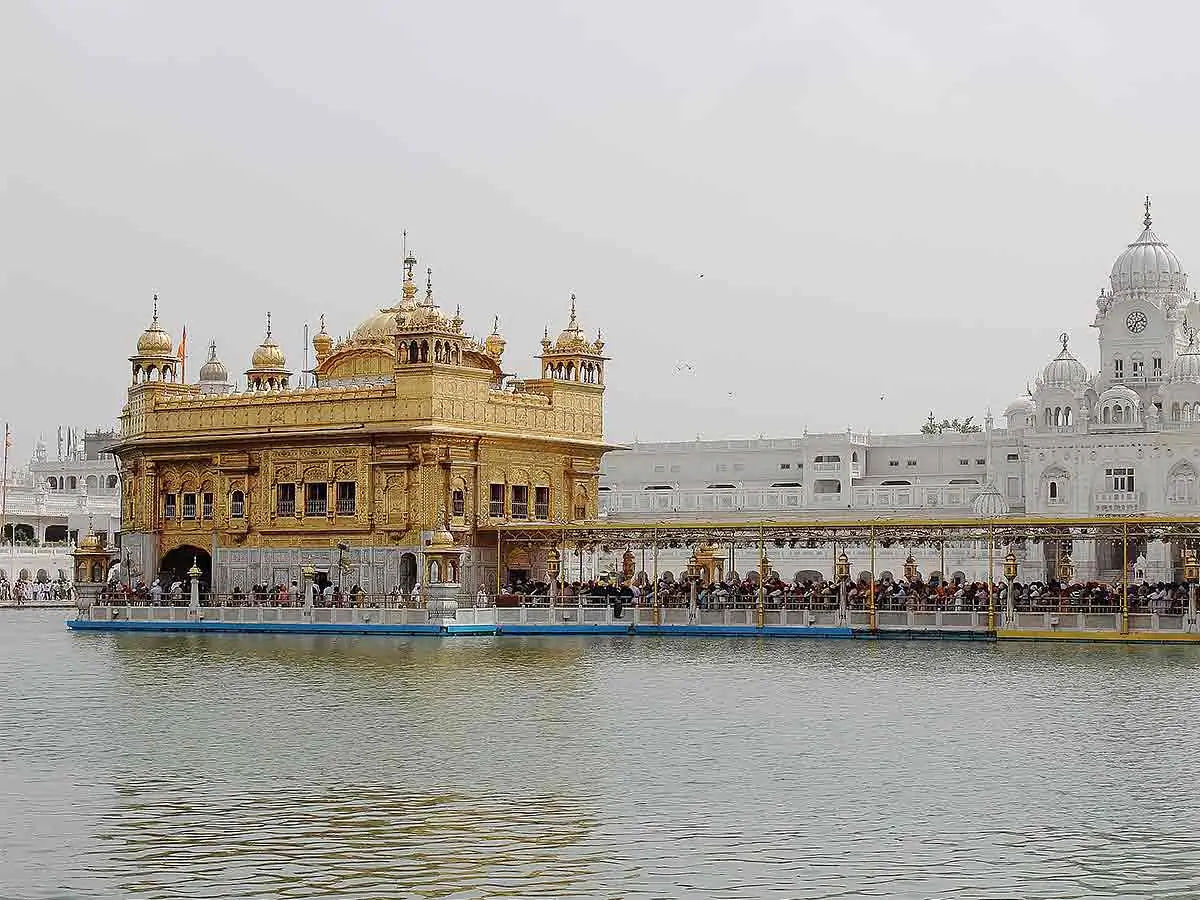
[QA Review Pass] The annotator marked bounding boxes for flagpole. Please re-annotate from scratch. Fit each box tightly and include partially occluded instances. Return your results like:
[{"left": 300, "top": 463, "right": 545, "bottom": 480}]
[{"left": 2, "top": 423, "right": 9, "bottom": 580}]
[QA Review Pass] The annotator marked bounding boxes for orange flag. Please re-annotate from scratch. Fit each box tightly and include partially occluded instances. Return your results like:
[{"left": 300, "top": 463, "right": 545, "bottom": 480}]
[{"left": 177, "top": 325, "right": 187, "bottom": 380}]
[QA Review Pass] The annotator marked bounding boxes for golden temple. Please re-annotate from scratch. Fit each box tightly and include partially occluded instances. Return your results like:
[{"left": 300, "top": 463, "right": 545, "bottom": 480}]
[{"left": 112, "top": 245, "right": 611, "bottom": 595}]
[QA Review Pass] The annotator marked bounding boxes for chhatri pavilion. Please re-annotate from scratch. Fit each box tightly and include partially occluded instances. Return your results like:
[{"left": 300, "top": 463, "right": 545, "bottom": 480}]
[{"left": 112, "top": 245, "right": 611, "bottom": 596}]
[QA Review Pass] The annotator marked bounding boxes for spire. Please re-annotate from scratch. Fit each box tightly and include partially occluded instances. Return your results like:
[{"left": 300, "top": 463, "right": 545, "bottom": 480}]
[
  {"left": 402, "top": 235, "right": 417, "bottom": 302},
  {"left": 266, "top": 311, "right": 273, "bottom": 340},
  {"left": 1059, "top": 331, "right": 1069, "bottom": 353},
  {"left": 319, "top": 313, "right": 327, "bottom": 334},
  {"left": 568, "top": 292, "right": 577, "bottom": 327},
  {"left": 207, "top": 340, "right": 217, "bottom": 361},
  {"left": 152, "top": 293, "right": 159, "bottom": 325},
  {"left": 492, "top": 314, "right": 500, "bottom": 334},
  {"left": 425, "top": 266, "right": 434, "bottom": 303},
  {"left": 1144, "top": 194, "right": 1153, "bottom": 229}
]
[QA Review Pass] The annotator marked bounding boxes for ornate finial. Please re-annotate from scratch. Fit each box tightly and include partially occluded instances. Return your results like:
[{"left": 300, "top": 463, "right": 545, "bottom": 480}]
[
  {"left": 568, "top": 292, "right": 577, "bottom": 328},
  {"left": 208, "top": 340, "right": 217, "bottom": 360},
  {"left": 492, "top": 314, "right": 500, "bottom": 334},
  {"left": 596, "top": 327, "right": 602, "bottom": 342},
  {"left": 402, "top": 229, "right": 408, "bottom": 258},
  {"left": 544, "top": 324, "right": 549, "bottom": 340},
  {"left": 455, "top": 303, "right": 461, "bottom": 318},
  {"left": 266, "top": 311, "right": 273, "bottom": 340},
  {"left": 151, "top": 293, "right": 159, "bottom": 325},
  {"left": 1059, "top": 331, "right": 1069, "bottom": 351},
  {"left": 425, "top": 266, "right": 433, "bottom": 301},
  {"left": 319, "top": 313, "right": 327, "bottom": 334},
  {"left": 1144, "top": 194, "right": 1152, "bottom": 229}
]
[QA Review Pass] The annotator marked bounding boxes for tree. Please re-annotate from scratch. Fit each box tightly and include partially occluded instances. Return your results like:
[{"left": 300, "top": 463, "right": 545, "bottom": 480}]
[{"left": 920, "top": 413, "right": 982, "bottom": 435}]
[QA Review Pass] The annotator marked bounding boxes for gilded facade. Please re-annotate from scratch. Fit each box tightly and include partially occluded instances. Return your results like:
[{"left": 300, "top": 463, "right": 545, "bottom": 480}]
[{"left": 113, "top": 249, "right": 611, "bottom": 595}]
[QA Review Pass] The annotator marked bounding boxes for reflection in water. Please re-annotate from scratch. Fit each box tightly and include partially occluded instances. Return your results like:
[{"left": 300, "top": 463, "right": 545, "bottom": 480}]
[
  {"left": 6, "top": 610, "right": 1200, "bottom": 899},
  {"left": 89, "top": 783, "right": 598, "bottom": 899}
]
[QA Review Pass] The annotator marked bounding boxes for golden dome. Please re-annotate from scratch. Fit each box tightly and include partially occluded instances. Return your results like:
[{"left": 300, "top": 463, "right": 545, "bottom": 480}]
[
  {"left": 484, "top": 315, "right": 506, "bottom": 358},
  {"left": 78, "top": 532, "right": 102, "bottom": 552},
  {"left": 550, "top": 294, "right": 598, "bottom": 353},
  {"left": 313, "top": 314, "right": 334, "bottom": 353},
  {"left": 429, "top": 525, "right": 455, "bottom": 547},
  {"left": 250, "top": 313, "right": 288, "bottom": 369},
  {"left": 351, "top": 309, "right": 400, "bottom": 343},
  {"left": 136, "top": 295, "right": 173, "bottom": 356}
]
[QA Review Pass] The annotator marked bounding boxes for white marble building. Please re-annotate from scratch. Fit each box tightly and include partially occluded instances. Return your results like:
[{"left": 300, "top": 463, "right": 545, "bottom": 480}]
[{"left": 599, "top": 199, "right": 1200, "bottom": 584}]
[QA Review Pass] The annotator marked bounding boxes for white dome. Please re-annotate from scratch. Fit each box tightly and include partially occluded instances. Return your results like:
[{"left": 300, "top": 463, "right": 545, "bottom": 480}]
[
  {"left": 1109, "top": 199, "right": 1187, "bottom": 295},
  {"left": 1041, "top": 340, "right": 1088, "bottom": 390},
  {"left": 1098, "top": 383, "right": 1140, "bottom": 406},
  {"left": 1174, "top": 336, "right": 1200, "bottom": 384},
  {"left": 199, "top": 342, "right": 228, "bottom": 382},
  {"left": 1004, "top": 395, "right": 1034, "bottom": 418},
  {"left": 972, "top": 481, "right": 1007, "bottom": 517}
]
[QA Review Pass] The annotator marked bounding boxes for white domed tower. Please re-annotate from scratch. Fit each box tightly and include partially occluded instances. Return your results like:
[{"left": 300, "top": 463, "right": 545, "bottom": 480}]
[
  {"left": 1033, "top": 334, "right": 1088, "bottom": 430},
  {"left": 1093, "top": 196, "right": 1187, "bottom": 411},
  {"left": 1164, "top": 330, "right": 1200, "bottom": 426},
  {"left": 1004, "top": 392, "right": 1035, "bottom": 433},
  {"left": 198, "top": 341, "right": 232, "bottom": 395}
]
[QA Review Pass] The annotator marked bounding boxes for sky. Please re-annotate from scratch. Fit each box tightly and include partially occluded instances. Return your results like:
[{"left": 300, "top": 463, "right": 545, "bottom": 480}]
[{"left": 5, "top": 0, "right": 1200, "bottom": 463}]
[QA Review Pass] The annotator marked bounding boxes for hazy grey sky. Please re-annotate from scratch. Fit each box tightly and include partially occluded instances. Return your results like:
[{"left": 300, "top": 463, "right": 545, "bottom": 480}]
[{"left": 5, "top": 0, "right": 1200, "bottom": 462}]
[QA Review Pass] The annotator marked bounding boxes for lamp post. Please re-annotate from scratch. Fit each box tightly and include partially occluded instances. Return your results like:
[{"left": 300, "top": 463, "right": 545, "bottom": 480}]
[
  {"left": 1003, "top": 550, "right": 1018, "bottom": 628},
  {"left": 1058, "top": 553, "right": 1074, "bottom": 611},
  {"left": 547, "top": 546, "right": 561, "bottom": 605},
  {"left": 1184, "top": 547, "right": 1198, "bottom": 631},
  {"left": 835, "top": 550, "right": 850, "bottom": 627},
  {"left": 301, "top": 563, "right": 316, "bottom": 611},
  {"left": 187, "top": 556, "right": 202, "bottom": 614}
]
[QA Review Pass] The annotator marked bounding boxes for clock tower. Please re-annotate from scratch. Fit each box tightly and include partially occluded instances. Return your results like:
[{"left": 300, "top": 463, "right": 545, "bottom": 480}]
[{"left": 1092, "top": 197, "right": 1189, "bottom": 414}]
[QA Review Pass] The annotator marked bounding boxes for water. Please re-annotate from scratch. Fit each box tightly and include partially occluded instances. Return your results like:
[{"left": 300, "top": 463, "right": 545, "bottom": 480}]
[{"left": 4, "top": 610, "right": 1200, "bottom": 899}]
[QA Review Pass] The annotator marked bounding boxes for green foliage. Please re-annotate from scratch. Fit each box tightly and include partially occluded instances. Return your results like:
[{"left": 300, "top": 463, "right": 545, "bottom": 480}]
[{"left": 920, "top": 414, "right": 983, "bottom": 435}]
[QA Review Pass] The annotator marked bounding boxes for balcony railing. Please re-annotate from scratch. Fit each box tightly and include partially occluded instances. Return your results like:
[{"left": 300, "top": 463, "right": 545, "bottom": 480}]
[
  {"left": 811, "top": 493, "right": 843, "bottom": 505},
  {"left": 812, "top": 462, "right": 841, "bottom": 473},
  {"left": 276, "top": 500, "right": 296, "bottom": 516},
  {"left": 305, "top": 500, "right": 327, "bottom": 516},
  {"left": 335, "top": 498, "right": 356, "bottom": 515},
  {"left": 1094, "top": 491, "right": 1142, "bottom": 514}
]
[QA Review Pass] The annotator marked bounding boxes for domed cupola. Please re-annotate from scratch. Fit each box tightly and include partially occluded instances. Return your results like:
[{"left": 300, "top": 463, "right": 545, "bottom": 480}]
[
  {"left": 1004, "top": 392, "right": 1035, "bottom": 431},
  {"left": 136, "top": 295, "right": 174, "bottom": 356},
  {"left": 245, "top": 312, "right": 292, "bottom": 391},
  {"left": 1173, "top": 331, "right": 1200, "bottom": 384},
  {"left": 1109, "top": 196, "right": 1187, "bottom": 298},
  {"left": 972, "top": 481, "right": 1007, "bottom": 518},
  {"left": 199, "top": 341, "right": 228, "bottom": 383},
  {"left": 198, "top": 340, "right": 232, "bottom": 395},
  {"left": 1039, "top": 333, "right": 1088, "bottom": 390},
  {"left": 129, "top": 294, "right": 180, "bottom": 385}
]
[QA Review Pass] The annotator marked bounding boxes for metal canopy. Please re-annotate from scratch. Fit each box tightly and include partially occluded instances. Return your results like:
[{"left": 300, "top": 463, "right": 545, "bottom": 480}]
[{"left": 497, "top": 516, "right": 1200, "bottom": 549}]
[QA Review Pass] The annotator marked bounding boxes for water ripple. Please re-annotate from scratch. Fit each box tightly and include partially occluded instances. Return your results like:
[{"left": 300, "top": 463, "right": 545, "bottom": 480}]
[{"left": 5, "top": 611, "right": 1200, "bottom": 899}]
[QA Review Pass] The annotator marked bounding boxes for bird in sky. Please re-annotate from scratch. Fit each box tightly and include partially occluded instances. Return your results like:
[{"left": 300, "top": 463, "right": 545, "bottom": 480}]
[{"left": 674, "top": 362, "right": 695, "bottom": 373}]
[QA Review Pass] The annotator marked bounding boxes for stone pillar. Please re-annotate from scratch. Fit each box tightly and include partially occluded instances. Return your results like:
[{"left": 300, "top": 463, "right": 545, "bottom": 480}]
[{"left": 1146, "top": 539, "right": 1172, "bottom": 583}]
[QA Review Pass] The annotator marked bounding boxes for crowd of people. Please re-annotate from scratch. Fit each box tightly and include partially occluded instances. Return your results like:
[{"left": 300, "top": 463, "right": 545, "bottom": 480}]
[
  {"left": 0, "top": 571, "right": 75, "bottom": 605},
  {"left": 503, "top": 571, "right": 1196, "bottom": 614}
]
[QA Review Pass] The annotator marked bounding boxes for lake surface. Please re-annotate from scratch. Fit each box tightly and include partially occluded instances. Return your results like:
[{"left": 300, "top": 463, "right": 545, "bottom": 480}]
[{"left": 4, "top": 609, "right": 1200, "bottom": 899}]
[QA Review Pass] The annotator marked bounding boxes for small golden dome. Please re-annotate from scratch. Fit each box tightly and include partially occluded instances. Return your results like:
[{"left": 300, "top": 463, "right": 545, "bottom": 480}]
[
  {"left": 552, "top": 293, "right": 594, "bottom": 352},
  {"left": 136, "top": 295, "right": 173, "bottom": 356},
  {"left": 78, "top": 532, "right": 102, "bottom": 552},
  {"left": 484, "top": 314, "right": 506, "bottom": 358},
  {"left": 429, "top": 526, "right": 455, "bottom": 547},
  {"left": 313, "top": 314, "right": 334, "bottom": 353},
  {"left": 250, "top": 313, "right": 288, "bottom": 369}
]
